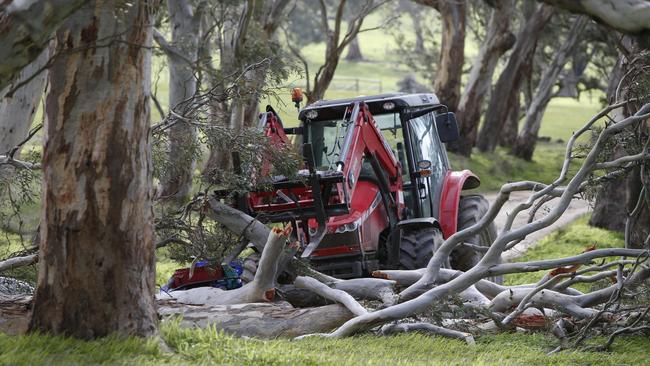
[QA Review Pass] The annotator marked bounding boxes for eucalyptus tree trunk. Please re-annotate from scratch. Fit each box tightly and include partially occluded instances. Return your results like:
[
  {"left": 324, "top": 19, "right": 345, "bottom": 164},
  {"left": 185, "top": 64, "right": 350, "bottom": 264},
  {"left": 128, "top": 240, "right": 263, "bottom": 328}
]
[
  {"left": 306, "top": 0, "right": 375, "bottom": 105},
  {"left": 0, "top": 0, "right": 86, "bottom": 90},
  {"left": 204, "top": 0, "right": 289, "bottom": 175},
  {"left": 158, "top": 0, "right": 200, "bottom": 201},
  {"left": 476, "top": 4, "right": 554, "bottom": 153},
  {"left": 589, "top": 38, "right": 650, "bottom": 249},
  {"left": 29, "top": 0, "right": 157, "bottom": 339},
  {"left": 345, "top": 36, "right": 363, "bottom": 61},
  {"left": 0, "top": 44, "right": 51, "bottom": 155},
  {"left": 498, "top": 93, "right": 520, "bottom": 148},
  {"left": 411, "top": 12, "right": 425, "bottom": 53},
  {"left": 431, "top": 0, "right": 466, "bottom": 112},
  {"left": 452, "top": 0, "right": 515, "bottom": 156},
  {"left": 512, "top": 16, "right": 588, "bottom": 161}
]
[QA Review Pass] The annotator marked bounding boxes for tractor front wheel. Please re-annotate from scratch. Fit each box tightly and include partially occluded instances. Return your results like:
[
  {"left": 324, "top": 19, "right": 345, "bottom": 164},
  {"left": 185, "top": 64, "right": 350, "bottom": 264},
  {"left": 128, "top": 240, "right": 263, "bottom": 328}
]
[
  {"left": 450, "top": 195, "right": 502, "bottom": 283},
  {"left": 399, "top": 226, "right": 444, "bottom": 270}
]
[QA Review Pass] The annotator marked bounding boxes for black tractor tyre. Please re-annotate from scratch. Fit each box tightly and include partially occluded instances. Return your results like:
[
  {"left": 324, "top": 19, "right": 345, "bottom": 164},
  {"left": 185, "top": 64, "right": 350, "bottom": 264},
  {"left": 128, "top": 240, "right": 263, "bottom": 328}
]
[
  {"left": 450, "top": 195, "right": 502, "bottom": 283},
  {"left": 399, "top": 226, "right": 444, "bottom": 270}
]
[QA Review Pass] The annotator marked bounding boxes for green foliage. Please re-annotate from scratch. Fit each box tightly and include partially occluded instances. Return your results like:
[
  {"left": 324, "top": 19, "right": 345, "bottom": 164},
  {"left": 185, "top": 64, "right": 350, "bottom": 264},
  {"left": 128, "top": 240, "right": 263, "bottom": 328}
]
[{"left": 2, "top": 322, "right": 650, "bottom": 366}]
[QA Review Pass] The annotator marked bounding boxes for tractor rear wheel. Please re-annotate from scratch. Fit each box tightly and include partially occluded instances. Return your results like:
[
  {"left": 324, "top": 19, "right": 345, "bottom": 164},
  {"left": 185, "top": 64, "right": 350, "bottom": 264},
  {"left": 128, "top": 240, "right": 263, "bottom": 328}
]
[
  {"left": 450, "top": 195, "right": 502, "bottom": 283},
  {"left": 399, "top": 226, "right": 443, "bottom": 270}
]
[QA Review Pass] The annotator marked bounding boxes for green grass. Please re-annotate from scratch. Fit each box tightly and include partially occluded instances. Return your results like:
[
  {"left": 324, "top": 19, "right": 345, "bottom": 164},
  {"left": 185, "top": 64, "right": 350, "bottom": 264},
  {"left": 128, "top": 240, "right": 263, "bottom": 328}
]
[
  {"left": 503, "top": 216, "right": 625, "bottom": 289},
  {"left": 449, "top": 142, "right": 568, "bottom": 192},
  {"left": 2, "top": 322, "right": 650, "bottom": 366},
  {"left": 3, "top": 216, "right": 647, "bottom": 366}
]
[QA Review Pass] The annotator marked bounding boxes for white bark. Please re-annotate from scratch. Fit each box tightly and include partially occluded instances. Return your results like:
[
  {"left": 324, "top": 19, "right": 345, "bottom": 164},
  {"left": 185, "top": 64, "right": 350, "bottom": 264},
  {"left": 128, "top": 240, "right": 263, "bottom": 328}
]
[
  {"left": 295, "top": 276, "right": 368, "bottom": 316},
  {"left": 0, "top": 254, "right": 37, "bottom": 272},
  {"left": 0, "top": 43, "right": 51, "bottom": 155},
  {"left": 512, "top": 15, "right": 589, "bottom": 160},
  {"left": 158, "top": 301, "right": 354, "bottom": 338}
]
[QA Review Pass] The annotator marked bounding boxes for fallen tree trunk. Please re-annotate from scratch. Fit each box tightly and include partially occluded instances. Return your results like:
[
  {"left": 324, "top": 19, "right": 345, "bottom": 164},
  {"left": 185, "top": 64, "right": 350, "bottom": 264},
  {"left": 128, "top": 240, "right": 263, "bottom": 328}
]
[
  {"left": 0, "top": 254, "right": 37, "bottom": 273},
  {"left": 158, "top": 226, "right": 289, "bottom": 306},
  {"left": 158, "top": 301, "right": 354, "bottom": 338}
]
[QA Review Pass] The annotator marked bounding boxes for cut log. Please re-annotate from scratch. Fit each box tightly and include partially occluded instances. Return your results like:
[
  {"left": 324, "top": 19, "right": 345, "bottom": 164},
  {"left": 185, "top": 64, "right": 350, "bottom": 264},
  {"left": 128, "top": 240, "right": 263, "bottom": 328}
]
[
  {"left": 0, "top": 295, "right": 31, "bottom": 335},
  {"left": 158, "top": 226, "right": 289, "bottom": 306},
  {"left": 0, "top": 254, "right": 37, "bottom": 272},
  {"left": 158, "top": 301, "right": 354, "bottom": 338}
]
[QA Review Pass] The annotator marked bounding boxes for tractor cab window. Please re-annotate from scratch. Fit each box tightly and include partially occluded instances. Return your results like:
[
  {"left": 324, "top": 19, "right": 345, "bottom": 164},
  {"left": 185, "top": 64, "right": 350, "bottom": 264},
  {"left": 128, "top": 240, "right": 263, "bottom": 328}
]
[
  {"left": 408, "top": 113, "right": 447, "bottom": 183},
  {"left": 407, "top": 112, "right": 448, "bottom": 218},
  {"left": 374, "top": 113, "right": 410, "bottom": 184},
  {"left": 307, "top": 118, "right": 350, "bottom": 170}
]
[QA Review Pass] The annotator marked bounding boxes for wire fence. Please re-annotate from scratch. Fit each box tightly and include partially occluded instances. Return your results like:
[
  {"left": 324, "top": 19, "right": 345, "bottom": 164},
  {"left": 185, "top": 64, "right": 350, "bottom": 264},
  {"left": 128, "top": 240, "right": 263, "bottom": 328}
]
[{"left": 288, "top": 76, "right": 384, "bottom": 94}]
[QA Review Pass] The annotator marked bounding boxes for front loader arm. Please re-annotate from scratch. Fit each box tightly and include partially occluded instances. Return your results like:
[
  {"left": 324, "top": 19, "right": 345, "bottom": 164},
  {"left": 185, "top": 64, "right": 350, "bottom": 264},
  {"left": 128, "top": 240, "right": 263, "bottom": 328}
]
[{"left": 337, "top": 102, "right": 402, "bottom": 202}]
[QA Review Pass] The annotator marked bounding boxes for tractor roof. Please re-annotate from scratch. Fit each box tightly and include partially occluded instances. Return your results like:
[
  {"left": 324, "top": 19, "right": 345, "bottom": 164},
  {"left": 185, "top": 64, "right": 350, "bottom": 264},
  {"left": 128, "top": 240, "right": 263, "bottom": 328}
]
[{"left": 298, "top": 93, "right": 441, "bottom": 121}]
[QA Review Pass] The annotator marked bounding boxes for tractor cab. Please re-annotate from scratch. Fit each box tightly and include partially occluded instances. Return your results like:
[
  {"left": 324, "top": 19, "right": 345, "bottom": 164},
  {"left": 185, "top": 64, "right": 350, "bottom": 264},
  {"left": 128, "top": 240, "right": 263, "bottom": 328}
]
[{"left": 299, "top": 93, "right": 464, "bottom": 223}]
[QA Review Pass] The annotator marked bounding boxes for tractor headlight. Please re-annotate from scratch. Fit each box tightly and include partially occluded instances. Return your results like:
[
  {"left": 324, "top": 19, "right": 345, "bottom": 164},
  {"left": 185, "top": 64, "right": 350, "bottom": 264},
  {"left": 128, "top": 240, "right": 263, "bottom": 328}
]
[
  {"left": 305, "top": 110, "right": 318, "bottom": 119},
  {"left": 345, "top": 222, "right": 358, "bottom": 231},
  {"left": 382, "top": 102, "right": 395, "bottom": 110},
  {"left": 334, "top": 222, "right": 359, "bottom": 233}
]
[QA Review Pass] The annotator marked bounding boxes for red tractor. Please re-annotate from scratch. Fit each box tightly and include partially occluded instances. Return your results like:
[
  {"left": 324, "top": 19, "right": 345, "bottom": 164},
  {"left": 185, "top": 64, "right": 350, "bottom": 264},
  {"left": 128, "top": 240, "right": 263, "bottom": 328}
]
[{"left": 229, "top": 92, "right": 496, "bottom": 281}]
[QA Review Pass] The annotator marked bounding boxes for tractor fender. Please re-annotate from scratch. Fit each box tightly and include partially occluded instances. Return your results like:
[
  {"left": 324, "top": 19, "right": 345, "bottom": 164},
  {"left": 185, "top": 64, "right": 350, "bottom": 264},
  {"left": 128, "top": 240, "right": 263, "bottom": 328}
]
[
  {"left": 397, "top": 217, "right": 441, "bottom": 231},
  {"left": 438, "top": 170, "right": 481, "bottom": 238}
]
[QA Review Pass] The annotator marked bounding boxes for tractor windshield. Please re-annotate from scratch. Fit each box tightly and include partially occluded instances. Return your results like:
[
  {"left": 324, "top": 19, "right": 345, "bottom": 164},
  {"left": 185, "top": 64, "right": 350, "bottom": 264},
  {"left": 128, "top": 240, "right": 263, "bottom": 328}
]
[{"left": 308, "top": 118, "right": 351, "bottom": 170}]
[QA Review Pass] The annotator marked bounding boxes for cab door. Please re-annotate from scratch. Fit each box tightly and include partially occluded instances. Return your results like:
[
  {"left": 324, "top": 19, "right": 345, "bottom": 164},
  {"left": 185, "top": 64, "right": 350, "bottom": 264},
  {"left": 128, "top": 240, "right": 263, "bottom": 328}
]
[{"left": 403, "top": 110, "right": 448, "bottom": 219}]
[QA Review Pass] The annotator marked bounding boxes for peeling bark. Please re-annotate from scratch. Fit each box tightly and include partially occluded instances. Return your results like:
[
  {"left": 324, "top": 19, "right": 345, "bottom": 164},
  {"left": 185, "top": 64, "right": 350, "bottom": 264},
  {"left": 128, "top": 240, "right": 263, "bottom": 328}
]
[{"left": 29, "top": 1, "right": 157, "bottom": 339}]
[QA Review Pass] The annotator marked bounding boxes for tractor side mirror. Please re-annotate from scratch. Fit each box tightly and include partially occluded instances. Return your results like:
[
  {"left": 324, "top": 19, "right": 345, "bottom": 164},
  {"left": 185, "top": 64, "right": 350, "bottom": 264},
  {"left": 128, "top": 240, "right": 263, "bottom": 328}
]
[{"left": 436, "top": 112, "right": 459, "bottom": 143}]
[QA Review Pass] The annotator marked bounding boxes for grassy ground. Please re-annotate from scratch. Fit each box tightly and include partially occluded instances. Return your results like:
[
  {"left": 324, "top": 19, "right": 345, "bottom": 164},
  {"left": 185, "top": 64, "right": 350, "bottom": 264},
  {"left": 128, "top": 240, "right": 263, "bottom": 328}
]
[
  {"left": 4, "top": 218, "right": 648, "bottom": 366},
  {"left": 2, "top": 315, "right": 649, "bottom": 366}
]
